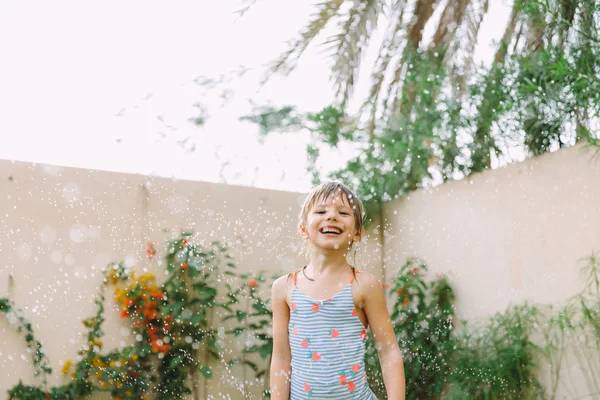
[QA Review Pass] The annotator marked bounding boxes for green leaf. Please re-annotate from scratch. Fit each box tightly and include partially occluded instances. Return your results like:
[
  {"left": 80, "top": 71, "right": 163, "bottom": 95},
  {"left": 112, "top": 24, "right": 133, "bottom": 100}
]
[
  {"left": 236, "top": 311, "right": 248, "bottom": 322},
  {"left": 169, "top": 355, "right": 182, "bottom": 369},
  {"left": 199, "top": 366, "right": 213, "bottom": 379},
  {"left": 258, "top": 343, "right": 273, "bottom": 359},
  {"left": 190, "top": 313, "right": 206, "bottom": 326}
]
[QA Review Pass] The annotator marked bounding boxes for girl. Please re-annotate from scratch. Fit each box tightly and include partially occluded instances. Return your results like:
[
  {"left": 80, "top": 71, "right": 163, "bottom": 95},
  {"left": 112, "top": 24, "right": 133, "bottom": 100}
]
[{"left": 270, "top": 181, "right": 406, "bottom": 399}]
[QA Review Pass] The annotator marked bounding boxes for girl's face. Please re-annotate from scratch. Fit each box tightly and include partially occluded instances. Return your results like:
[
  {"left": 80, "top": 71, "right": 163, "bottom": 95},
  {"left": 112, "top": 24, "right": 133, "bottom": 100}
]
[{"left": 302, "top": 194, "right": 361, "bottom": 252}]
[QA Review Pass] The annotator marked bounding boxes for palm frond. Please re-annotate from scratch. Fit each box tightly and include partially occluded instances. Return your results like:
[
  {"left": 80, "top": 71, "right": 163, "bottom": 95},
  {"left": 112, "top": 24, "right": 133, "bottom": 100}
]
[
  {"left": 235, "top": 0, "right": 259, "bottom": 19},
  {"left": 387, "top": 0, "right": 441, "bottom": 116},
  {"left": 363, "top": 0, "right": 408, "bottom": 136},
  {"left": 407, "top": 0, "right": 440, "bottom": 47},
  {"left": 526, "top": 2, "right": 546, "bottom": 52},
  {"left": 329, "top": 0, "right": 384, "bottom": 103},
  {"left": 431, "top": 0, "right": 472, "bottom": 50},
  {"left": 268, "top": 0, "right": 345, "bottom": 77},
  {"left": 455, "top": 0, "right": 489, "bottom": 96},
  {"left": 494, "top": 0, "right": 523, "bottom": 63}
]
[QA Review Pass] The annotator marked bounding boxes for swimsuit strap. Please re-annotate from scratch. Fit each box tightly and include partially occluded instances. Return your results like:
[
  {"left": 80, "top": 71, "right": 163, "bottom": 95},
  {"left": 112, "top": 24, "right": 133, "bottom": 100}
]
[
  {"left": 349, "top": 268, "right": 360, "bottom": 284},
  {"left": 292, "top": 269, "right": 300, "bottom": 286}
]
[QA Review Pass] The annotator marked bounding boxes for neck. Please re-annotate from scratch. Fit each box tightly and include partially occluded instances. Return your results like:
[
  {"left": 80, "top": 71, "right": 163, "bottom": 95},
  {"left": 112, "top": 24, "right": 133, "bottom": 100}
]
[{"left": 307, "top": 248, "right": 349, "bottom": 275}]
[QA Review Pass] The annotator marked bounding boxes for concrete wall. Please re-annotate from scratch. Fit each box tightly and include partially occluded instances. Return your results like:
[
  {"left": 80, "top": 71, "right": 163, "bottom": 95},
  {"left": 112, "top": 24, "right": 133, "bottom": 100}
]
[
  {"left": 1, "top": 143, "right": 598, "bottom": 398},
  {"left": 381, "top": 144, "right": 600, "bottom": 399},
  {"left": 0, "top": 160, "right": 383, "bottom": 399},
  {"left": 382, "top": 144, "right": 599, "bottom": 319}
]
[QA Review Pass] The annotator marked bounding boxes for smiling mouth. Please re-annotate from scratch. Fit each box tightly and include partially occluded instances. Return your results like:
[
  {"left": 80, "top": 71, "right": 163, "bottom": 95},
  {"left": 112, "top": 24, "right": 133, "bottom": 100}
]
[{"left": 320, "top": 227, "right": 342, "bottom": 235}]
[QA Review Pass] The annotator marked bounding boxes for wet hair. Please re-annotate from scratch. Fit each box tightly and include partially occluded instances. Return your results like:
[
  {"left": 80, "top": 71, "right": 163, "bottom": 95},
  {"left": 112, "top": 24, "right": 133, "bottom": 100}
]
[
  {"left": 290, "top": 181, "right": 365, "bottom": 282},
  {"left": 298, "top": 181, "right": 365, "bottom": 241}
]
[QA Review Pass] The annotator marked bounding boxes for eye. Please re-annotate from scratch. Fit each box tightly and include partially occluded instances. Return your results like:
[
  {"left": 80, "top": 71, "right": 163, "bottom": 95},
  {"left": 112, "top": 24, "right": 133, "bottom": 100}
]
[
  {"left": 316, "top": 211, "right": 326, "bottom": 214},
  {"left": 340, "top": 212, "right": 350, "bottom": 215}
]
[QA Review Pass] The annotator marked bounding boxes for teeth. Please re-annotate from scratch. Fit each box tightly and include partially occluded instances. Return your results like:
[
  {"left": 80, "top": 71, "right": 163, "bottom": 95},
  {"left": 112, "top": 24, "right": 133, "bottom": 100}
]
[{"left": 321, "top": 228, "right": 342, "bottom": 234}]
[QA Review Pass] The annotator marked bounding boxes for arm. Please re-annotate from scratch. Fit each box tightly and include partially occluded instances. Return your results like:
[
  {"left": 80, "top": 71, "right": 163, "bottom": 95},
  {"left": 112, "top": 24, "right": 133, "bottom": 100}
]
[
  {"left": 270, "top": 276, "right": 292, "bottom": 400},
  {"left": 361, "top": 273, "right": 406, "bottom": 400}
]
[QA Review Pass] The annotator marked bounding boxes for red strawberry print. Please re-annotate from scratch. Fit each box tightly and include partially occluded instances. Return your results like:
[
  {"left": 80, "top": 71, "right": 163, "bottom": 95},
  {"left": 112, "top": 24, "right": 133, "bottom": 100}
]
[
  {"left": 339, "top": 374, "right": 347, "bottom": 385},
  {"left": 308, "top": 351, "right": 321, "bottom": 361},
  {"left": 326, "top": 297, "right": 333, "bottom": 301},
  {"left": 304, "top": 382, "right": 311, "bottom": 393},
  {"left": 330, "top": 328, "right": 340, "bottom": 338},
  {"left": 348, "top": 381, "right": 356, "bottom": 392},
  {"left": 301, "top": 338, "right": 310, "bottom": 348},
  {"left": 290, "top": 302, "right": 297, "bottom": 314},
  {"left": 360, "top": 329, "right": 367, "bottom": 340},
  {"left": 292, "top": 325, "right": 298, "bottom": 336},
  {"left": 351, "top": 363, "right": 360, "bottom": 374},
  {"left": 352, "top": 308, "right": 358, "bottom": 316},
  {"left": 311, "top": 303, "right": 319, "bottom": 313}
]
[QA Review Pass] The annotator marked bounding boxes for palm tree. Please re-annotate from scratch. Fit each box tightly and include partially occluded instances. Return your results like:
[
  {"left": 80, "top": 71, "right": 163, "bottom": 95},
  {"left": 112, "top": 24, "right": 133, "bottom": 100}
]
[{"left": 241, "top": 0, "right": 599, "bottom": 206}]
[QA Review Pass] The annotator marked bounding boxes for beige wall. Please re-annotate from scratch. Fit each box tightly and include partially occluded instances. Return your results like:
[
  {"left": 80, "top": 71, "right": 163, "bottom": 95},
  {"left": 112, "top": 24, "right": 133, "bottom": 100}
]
[
  {"left": 1, "top": 143, "right": 597, "bottom": 398},
  {"left": 382, "top": 144, "right": 600, "bottom": 319},
  {"left": 381, "top": 144, "right": 599, "bottom": 399},
  {"left": 0, "top": 160, "right": 383, "bottom": 399}
]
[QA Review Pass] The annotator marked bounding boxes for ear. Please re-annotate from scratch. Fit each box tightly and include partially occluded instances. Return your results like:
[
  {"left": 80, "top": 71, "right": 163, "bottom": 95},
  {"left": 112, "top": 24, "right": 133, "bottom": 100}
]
[
  {"left": 300, "top": 225, "right": 309, "bottom": 239},
  {"left": 353, "top": 226, "right": 364, "bottom": 243}
]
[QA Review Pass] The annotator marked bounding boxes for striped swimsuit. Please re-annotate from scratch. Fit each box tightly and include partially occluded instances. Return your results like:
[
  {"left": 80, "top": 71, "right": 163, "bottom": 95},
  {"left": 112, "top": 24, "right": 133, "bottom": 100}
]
[{"left": 288, "top": 270, "right": 377, "bottom": 399}]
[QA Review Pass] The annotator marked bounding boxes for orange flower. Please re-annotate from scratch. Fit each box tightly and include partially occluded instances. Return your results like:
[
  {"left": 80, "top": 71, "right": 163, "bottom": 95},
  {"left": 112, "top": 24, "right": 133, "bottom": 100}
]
[
  {"left": 396, "top": 288, "right": 404, "bottom": 295},
  {"left": 402, "top": 298, "right": 409, "bottom": 307},
  {"left": 248, "top": 279, "right": 258, "bottom": 288},
  {"left": 181, "top": 262, "right": 188, "bottom": 270},
  {"left": 151, "top": 290, "right": 165, "bottom": 299},
  {"left": 182, "top": 239, "right": 188, "bottom": 246},
  {"left": 61, "top": 360, "right": 73, "bottom": 375},
  {"left": 120, "top": 309, "right": 129, "bottom": 319}
]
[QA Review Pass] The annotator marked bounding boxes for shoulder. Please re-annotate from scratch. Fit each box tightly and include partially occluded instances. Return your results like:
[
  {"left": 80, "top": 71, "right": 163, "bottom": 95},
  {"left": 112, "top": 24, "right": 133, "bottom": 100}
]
[
  {"left": 272, "top": 273, "right": 295, "bottom": 302},
  {"left": 354, "top": 270, "right": 385, "bottom": 300}
]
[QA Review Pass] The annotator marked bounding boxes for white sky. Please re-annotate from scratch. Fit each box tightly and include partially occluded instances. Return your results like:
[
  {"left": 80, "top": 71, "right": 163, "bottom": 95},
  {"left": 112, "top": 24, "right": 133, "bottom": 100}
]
[{"left": 0, "top": 0, "right": 512, "bottom": 193}]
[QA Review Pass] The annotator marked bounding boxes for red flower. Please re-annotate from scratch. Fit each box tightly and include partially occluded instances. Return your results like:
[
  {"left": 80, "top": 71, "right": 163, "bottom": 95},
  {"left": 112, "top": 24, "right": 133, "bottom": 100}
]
[
  {"left": 181, "top": 262, "right": 188, "bottom": 270},
  {"left": 182, "top": 239, "right": 188, "bottom": 246},
  {"left": 396, "top": 288, "right": 404, "bottom": 295},
  {"left": 120, "top": 309, "right": 128, "bottom": 319},
  {"left": 146, "top": 242, "right": 156, "bottom": 258},
  {"left": 402, "top": 298, "right": 409, "bottom": 307},
  {"left": 248, "top": 279, "right": 258, "bottom": 288}
]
